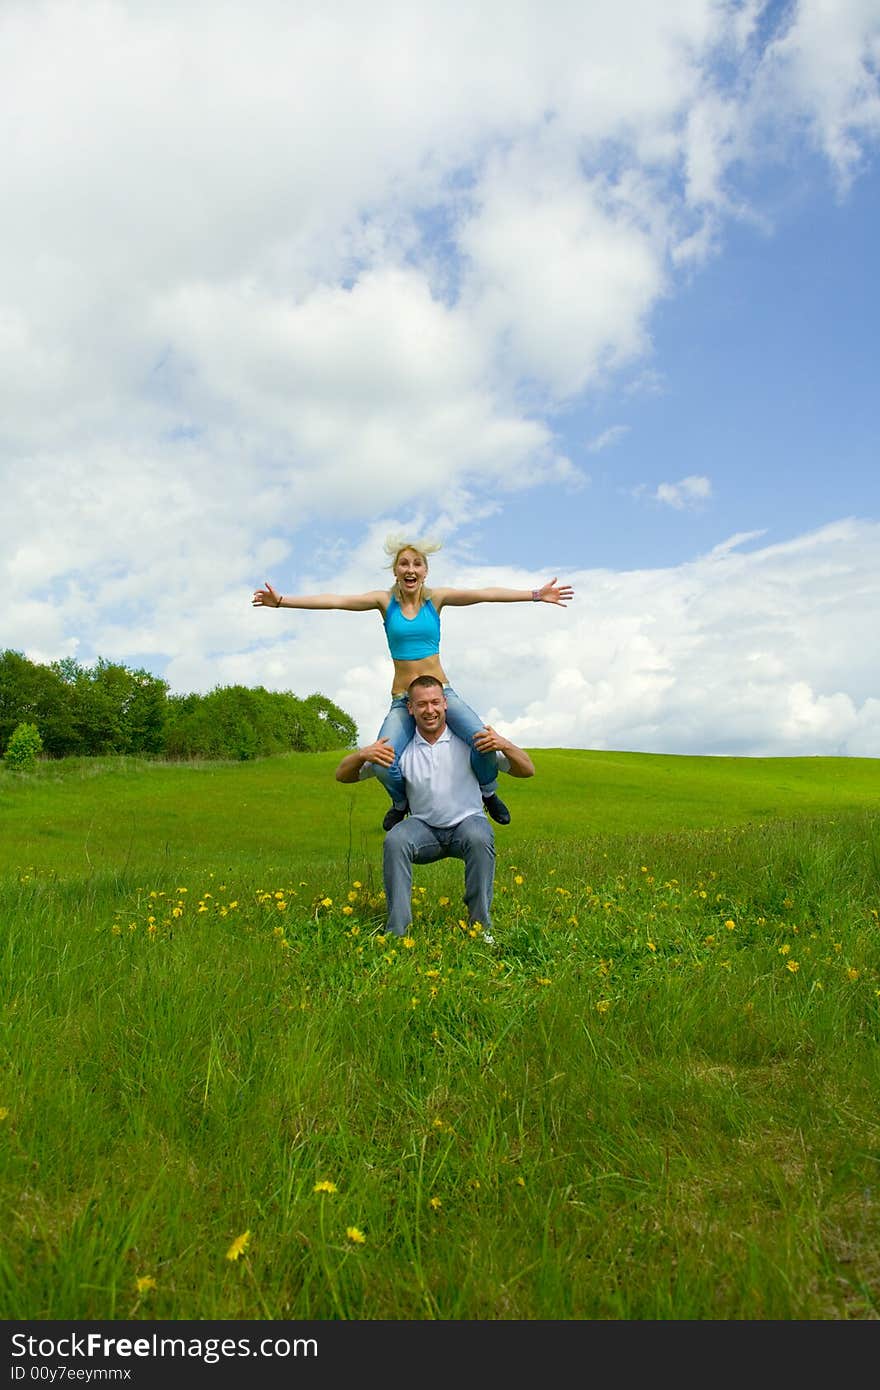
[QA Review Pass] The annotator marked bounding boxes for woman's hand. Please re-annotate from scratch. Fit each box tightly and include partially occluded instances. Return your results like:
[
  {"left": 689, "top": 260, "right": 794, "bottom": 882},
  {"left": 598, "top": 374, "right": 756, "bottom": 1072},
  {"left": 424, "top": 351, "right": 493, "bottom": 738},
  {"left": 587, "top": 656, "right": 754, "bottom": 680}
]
[
  {"left": 253, "top": 582, "right": 282, "bottom": 609},
  {"left": 537, "top": 578, "right": 574, "bottom": 606}
]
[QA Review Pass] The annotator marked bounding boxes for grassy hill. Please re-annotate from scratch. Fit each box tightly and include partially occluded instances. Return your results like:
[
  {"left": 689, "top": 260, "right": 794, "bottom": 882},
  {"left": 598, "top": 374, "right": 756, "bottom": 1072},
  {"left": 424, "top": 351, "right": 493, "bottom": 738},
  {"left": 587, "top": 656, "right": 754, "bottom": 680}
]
[
  {"left": 1, "top": 749, "right": 879, "bottom": 1322},
  {"left": 3, "top": 748, "right": 878, "bottom": 881}
]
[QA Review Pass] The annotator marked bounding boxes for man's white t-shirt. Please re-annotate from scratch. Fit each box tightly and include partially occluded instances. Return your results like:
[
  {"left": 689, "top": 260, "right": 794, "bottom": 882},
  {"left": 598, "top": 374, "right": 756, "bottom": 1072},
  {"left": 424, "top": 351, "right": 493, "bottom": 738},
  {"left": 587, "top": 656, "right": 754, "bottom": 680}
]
[{"left": 361, "top": 726, "right": 510, "bottom": 828}]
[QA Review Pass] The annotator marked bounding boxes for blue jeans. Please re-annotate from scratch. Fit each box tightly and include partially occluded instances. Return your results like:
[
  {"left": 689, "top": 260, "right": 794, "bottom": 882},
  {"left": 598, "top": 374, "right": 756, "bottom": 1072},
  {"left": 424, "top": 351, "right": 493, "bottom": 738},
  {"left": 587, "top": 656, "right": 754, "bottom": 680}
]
[
  {"left": 383, "top": 812, "right": 496, "bottom": 936},
  {"left": 374, "top": 685, "right": 499, "bottom": 809}
]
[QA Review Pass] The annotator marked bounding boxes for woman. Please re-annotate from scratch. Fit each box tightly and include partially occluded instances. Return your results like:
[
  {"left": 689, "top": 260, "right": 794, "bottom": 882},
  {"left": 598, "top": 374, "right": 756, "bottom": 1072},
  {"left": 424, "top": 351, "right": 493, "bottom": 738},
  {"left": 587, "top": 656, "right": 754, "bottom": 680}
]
[{"left": 253, "top": 536, "right": 573, "bottom": 829}]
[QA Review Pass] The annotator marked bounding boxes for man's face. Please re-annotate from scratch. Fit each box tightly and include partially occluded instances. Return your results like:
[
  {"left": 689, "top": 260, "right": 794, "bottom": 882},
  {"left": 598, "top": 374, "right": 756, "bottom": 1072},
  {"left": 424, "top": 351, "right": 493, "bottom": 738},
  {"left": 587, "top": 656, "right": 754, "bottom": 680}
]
[{"left": 408, "top": 684, "right": 447, "bottom": 737}]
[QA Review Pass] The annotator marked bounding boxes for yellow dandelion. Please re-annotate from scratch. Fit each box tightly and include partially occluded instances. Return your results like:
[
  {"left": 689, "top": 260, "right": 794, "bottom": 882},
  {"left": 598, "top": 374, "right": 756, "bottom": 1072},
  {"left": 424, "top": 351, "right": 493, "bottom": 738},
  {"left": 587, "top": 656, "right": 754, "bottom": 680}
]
[
  {"left": 346, "top": 1226, "right": 366, "bottom": 1245},
  {"left": 783, "top": 896, "right": 794, "bottom": 908},
  {"left": 225, "top": 1230, "right": 251, "bottom": 1261},
  {"left": 0, "top": 1108, "right": 9, "bottom": 1121},
  {"left": 438, "top": 896, "right": 450, "bottom": 906},
  {"left": 646, "top": 941, "right": 656, "bottom": 952},
  {"left": 724, "top": 919, "right": 736, "bottom": 931},
  {"left": 786, "top": 960, "right": 800, "bottom": 973},
  {"left": 135, "top": 1275, "right": 157, "bottom": 1294},
  {"left": 847, "top": 968, "right": 859, "bottom": 981},
  {"left": 536, "top": 976, "right": 552, "bottom": 986},
  {"left": 513, "top": 875, "right": 524, "bottom": 886},
  {"left": 313, "top": 1180, "right": 338, "bottom": 1194},
  {"left": 515, "top": 1176, "right": 526, "bottom": 1187},
  {"left": 596, "top": 999, "right": 611, "bottom": 1015},
  {"left": 779, "top": 944, "right": 791, "bottom": 955},
  {"left": 347, "top": 891, "right": 358, "bottom": 902},
  {"left": 320, "top": 897, "right": 333, "bottom": 908},
  {"left": 402, "top": 936, "right": 415, "bottom": 949},
  {"left": 342, "top": 905, "right": 353, "bottom": 916},
  {"left": 429, "top": 1196, "right": 442, "bottom": 1211},
  {"left": 352, "top": 880, "right": 362, "bottom": 889}
]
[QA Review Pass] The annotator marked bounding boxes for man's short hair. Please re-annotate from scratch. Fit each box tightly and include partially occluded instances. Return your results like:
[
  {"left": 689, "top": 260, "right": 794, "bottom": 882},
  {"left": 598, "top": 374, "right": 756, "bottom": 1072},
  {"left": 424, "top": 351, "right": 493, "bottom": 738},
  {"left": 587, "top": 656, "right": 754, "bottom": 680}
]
[{"left": 407, "top": 674, "right": 444, "bottom": 699}]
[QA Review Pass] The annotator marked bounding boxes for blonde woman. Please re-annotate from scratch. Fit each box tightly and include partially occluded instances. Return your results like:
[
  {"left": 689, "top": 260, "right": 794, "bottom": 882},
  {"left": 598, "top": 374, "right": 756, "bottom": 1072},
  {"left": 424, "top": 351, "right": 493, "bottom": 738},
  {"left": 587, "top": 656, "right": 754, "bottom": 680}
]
[{"left": 253, "top": 536, "right": 573, "bottom": 829}]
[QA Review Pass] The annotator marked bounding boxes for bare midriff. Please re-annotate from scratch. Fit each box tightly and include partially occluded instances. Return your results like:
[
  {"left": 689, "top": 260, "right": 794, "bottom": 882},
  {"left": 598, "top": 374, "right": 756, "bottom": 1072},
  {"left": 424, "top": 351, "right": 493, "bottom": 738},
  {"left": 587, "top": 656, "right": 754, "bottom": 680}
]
[{"left": 391, "top": 654, "right": 448, "bottom": 698}]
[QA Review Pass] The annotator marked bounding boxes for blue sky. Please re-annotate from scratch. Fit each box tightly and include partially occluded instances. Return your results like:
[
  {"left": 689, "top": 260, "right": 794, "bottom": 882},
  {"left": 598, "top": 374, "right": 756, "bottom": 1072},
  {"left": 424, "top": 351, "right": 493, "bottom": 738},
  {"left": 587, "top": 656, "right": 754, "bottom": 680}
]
[
  {"left": 2, "top": 0, "right": 879, "bottom": 757},
  {"left": 473, "top": 153, "right": 880, "bottom": 574}
]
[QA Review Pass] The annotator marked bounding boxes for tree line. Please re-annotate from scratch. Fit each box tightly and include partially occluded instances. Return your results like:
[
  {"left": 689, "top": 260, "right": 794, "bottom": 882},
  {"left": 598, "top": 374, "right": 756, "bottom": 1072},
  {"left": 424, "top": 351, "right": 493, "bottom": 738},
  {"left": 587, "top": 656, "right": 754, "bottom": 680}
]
[{"left": 0, "top": 650, "right": 358, "bottom": 761}]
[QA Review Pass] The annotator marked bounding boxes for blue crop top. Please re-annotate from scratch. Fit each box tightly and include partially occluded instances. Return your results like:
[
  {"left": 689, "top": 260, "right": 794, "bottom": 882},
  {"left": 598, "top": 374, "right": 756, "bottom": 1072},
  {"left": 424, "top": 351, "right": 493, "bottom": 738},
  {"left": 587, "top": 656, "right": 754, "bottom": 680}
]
[{"left": 384, "top": 595, "right": 441, "bottom": 661}]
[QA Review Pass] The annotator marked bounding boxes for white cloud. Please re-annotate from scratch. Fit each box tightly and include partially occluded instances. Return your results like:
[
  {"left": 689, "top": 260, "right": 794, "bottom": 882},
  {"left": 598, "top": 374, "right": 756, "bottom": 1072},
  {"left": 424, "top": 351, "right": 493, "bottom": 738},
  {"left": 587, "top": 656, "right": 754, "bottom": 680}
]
[
  {"left": 470, "top": 519, "right": 880, "bottom": 757},
  {"left": 459, "top": 144, "right": 667, "bottom": 399},
  {"left": 586, "top": 425, "right": 630, "bottom": 454},
  {"left": 757, "top": 0, "right": 880, "bottom": 190},
  {"left": 706, "top": 530, "right": 767, "bottom": 558},
  {"left": 651, "top": 476, "right": 713, "bottom": 510}
]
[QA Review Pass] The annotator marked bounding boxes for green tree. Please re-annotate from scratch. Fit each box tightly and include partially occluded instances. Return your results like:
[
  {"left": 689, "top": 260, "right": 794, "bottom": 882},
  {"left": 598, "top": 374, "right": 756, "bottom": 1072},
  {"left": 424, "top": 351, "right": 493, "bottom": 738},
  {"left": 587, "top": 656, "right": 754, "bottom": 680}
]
[
  {"left": 125, "top": 668, "right": 170, "bottom": 754},
  {"left": 4, "top": 721, "right": 43, "bottom": 770},
  {"left": 161, "top": 685, "right": 357, "bottom": 760},
  {"left": 0, "top": 651, "right": 75, "bottom": 756},
  {"left": 68, "top": 659, "right": 129, "bottom": 754},
  {"left": 302, "top": 693, "right": 358, "bottom": 750}
]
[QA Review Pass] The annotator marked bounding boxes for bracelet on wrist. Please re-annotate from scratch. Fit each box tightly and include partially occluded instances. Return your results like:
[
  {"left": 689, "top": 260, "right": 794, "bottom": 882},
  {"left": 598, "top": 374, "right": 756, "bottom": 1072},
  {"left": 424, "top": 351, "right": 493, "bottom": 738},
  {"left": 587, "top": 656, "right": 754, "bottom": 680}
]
[{"left": 531, "top": 589, "right": 540, "bottom": 602}]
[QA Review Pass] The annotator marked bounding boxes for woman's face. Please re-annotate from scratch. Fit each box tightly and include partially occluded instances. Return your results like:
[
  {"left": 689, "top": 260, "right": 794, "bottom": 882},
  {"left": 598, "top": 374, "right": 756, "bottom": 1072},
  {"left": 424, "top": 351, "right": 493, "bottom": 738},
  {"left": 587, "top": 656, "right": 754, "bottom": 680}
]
[{"left": 394, "top": 548, "right": 428, "bottom": 595}]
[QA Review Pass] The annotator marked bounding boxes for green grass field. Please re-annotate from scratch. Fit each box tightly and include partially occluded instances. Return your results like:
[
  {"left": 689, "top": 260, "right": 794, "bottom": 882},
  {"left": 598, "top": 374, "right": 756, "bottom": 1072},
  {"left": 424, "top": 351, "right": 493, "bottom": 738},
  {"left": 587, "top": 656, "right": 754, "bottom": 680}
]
[{"left": 1, "top": 749, "right": 879, "bottom": 1321}]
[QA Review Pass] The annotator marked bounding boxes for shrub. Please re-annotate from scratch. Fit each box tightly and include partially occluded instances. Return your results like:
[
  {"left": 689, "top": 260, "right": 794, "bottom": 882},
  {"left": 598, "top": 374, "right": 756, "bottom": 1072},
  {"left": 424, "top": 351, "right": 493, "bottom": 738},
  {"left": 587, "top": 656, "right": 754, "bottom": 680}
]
[{"left": 4, "top": 721, "right": 43, "bottom": 770}]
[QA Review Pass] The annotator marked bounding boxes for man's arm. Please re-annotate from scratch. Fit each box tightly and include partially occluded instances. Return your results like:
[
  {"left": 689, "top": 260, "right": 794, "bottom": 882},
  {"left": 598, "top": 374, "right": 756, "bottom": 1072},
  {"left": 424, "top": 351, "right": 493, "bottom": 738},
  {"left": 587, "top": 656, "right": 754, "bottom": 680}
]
[
  {"left": 335, "top": 737, "right": 396, "bottom": 783},
  {"left": 472, "top": 726, "right": 535, "bottom": 779}
]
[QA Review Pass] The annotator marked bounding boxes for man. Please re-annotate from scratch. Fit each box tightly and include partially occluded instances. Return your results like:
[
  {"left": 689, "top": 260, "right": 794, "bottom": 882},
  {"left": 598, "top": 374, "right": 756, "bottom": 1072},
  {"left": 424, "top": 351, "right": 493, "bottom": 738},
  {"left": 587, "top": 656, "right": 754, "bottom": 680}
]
[{"left": 335, "top": 674, "right": 535, "bottom": 941}]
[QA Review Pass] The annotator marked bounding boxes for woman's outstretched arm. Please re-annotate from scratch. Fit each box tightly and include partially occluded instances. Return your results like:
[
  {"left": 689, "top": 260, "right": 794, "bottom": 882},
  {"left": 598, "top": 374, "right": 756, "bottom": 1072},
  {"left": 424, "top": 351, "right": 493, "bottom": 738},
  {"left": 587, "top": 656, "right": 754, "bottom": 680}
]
[
  {"left": 253, "top": 582, "right": 387, "bottom": 612},
  {"left": 432, "top": 578, "right": 573, "bottom": 609}
]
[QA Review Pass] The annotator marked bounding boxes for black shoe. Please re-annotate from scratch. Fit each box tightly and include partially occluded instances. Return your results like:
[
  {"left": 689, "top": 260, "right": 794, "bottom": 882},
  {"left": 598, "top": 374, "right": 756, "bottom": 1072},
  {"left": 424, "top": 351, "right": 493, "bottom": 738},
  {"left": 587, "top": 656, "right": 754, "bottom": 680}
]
[
  {"left": 482, "top": 793, "right": 511, "bottom": 825},
  {"left": 382, "top": 804, "right": 409, "bottom": 831}
]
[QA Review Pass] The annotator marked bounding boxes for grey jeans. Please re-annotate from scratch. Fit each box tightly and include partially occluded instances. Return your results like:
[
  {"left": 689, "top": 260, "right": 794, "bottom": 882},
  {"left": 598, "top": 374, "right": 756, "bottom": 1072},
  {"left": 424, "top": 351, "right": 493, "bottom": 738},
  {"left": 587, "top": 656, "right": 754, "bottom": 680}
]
[{"left": 382, "top": 813, "right": 496, "bottom": 937}]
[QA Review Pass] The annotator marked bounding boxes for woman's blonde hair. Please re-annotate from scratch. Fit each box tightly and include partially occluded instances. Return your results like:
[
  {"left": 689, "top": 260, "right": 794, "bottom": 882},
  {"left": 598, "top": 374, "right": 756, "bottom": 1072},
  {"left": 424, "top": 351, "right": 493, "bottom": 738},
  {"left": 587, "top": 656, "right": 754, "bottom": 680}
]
[{"left": 383, "top": 534, "right": 442, "bottom": 602}]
